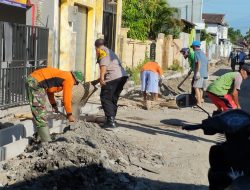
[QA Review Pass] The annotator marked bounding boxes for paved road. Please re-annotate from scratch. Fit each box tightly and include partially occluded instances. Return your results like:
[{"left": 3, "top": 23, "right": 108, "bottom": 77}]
[{"left": 114, "top": 63, "right": 250, "bottom": 190}]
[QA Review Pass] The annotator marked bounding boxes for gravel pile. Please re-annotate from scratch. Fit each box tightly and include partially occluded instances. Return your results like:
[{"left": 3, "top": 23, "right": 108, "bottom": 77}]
[{"left": 0, "top": 122, "right": 166, "bottom": 190}]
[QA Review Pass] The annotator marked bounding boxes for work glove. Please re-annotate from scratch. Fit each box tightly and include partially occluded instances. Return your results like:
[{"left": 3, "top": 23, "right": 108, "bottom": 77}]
[{"left": 194, "top": 72, "right": 201, "bottom": 81}]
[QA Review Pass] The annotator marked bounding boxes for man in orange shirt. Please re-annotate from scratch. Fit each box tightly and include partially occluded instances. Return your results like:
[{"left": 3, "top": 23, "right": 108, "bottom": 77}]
[
  {"left": 26, "top": 68, "right": 84, "bottom": 142},
  {"left": 141, "top": 61, "right": 164, "bottom": 101}
]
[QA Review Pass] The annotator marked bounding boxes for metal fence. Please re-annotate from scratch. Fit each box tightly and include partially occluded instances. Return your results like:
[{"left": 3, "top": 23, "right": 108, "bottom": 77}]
[{"left": 0, "top": 21, "right": 48, "bottom": 109}]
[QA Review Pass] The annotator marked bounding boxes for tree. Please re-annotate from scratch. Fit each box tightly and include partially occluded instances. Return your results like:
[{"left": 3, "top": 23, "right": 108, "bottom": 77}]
[
  {"left": 122, "top": 0, "right": 182, "bottom": 40},
  {"left": 245, "top": 29, "right": 250, "bottom": 44},
  {"left": 122, "top": 0, "right": 150, "bottom": 40},
  {"left": 228, "top": 27, "right": 244, "bottom": 44},
  {"left": 201, "top": 29, "right": 213, "bottom": 44}
]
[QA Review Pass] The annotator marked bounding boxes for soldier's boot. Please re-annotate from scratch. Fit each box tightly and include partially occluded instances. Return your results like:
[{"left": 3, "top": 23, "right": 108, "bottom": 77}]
[{"left": 37, "top": 126, "right": 52, "bottom": 142}]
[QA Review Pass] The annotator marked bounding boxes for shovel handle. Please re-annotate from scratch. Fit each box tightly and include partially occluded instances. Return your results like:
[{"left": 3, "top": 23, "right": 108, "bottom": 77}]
[{"left": 177, "top": 70, "right": 192, "bottom": 89}]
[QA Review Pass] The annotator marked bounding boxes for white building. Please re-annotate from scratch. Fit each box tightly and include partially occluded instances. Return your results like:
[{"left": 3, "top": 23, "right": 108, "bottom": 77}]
[
  {"left": 202, "top": 13, "right": 231, "bottom": 58},
  {"left": 167, "top": 0, "right": 205, "bottom": 40},
  {"left": 202, "top": 13, "right": 228, "bottom": 45}
]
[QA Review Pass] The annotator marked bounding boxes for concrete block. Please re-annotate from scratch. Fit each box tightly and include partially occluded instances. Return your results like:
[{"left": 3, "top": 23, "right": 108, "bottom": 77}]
[
  {"left": 48, "top": 118, "right": 67, "bottom": 129},
  {"left": 81, "top": 103, "right": 101, "bottom": 115},
  {"left": 50, "top": 124, "right": 69, "bottom": 134},
  {"left": 21, "top": 120, "right": 35, "bottom": 137},
  {"left": 0, "top": 138, "right": 29, "bottom": 161},
  {"left": 0, "top": 124, "right": 25, "bottom": 147}
]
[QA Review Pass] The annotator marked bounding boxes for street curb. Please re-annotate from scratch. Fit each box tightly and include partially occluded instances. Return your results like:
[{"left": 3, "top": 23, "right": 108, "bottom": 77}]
[
  {"left": 0, "top": 102, "right": 101, "bottom": 162},
  {"left": 0, "top": 138, "right": 29, "bottom": 161}
]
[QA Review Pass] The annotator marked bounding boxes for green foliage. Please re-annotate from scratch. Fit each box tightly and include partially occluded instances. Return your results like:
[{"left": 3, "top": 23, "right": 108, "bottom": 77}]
[
  {"left": 228, "top": 27, "right": 244, "bottom": 44},
  {"left": 169, "top": 60, "right": 183, "bottom": 72},
  {"left": 122, "top": 0, "right": 182, "bottom": 40},
  {"left": 245, "top": 29, "right": 250, "bottom": 44},
  {"left": 201, "top": 29, "right": 214, "bottom": 44},
  {"left": 122, "top": 0, "right": 150, "bottom": 41},
  {"left": 125, "top": 58, "right": 150, "bottom": 84}
]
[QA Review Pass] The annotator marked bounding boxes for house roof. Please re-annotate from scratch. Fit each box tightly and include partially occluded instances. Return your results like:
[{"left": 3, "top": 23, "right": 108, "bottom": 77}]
[
  {"left": 202, "top": 13, "right": 225, "bottom": 25},
  {"left": 181, "top": 19, "right": 196, "bottom": 27}
]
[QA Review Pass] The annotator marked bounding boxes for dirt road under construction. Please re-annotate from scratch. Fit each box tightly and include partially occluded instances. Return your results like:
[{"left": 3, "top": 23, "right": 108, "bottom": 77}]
[{"left": 1, "top": 63, "right": 250, "bottom": 190}]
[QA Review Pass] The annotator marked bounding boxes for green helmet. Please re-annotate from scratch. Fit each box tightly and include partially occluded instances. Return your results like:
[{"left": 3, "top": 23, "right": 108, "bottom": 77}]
[{"left": 72, "top": 71, "right": 84, "bottom": 83}]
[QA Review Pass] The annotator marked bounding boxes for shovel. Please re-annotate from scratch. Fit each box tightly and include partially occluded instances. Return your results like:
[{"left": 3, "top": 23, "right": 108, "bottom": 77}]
[{"left": 177, "top": 70, "right": 192, "bottom": 92}]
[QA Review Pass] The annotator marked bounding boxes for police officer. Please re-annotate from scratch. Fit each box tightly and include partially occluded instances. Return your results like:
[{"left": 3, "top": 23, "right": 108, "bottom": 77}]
[{"left": 95, "top": 39, "right": 128, "bottom": 128}]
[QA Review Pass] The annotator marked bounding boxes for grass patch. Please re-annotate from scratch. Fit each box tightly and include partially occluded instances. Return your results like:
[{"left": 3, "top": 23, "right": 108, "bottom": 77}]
[
  {"left": 126, "top": 58, "right": 150, "bottom": 85},
  {"left": 169, "top": 59, "right": 183, "bottom": 72}
]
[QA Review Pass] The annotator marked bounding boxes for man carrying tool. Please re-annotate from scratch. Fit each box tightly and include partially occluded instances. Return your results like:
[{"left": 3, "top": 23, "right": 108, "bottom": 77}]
[
  {"left": 191, "top": 41, "right": 209, "bottom": 107},
  {"left": 207, "top": 64, "right": 250, "bottom": 111},
  {"left": 180, "top": 48, "right": 195, "bottom": 96},
  {"left": 141, "top": 61, "right": 164, "bottom": 102},
  {"left": 26, "top": 68, "right": 84, "bottom": 142},
  {"left": 95, "top": 39, "right": 128, "bottom": 129}
]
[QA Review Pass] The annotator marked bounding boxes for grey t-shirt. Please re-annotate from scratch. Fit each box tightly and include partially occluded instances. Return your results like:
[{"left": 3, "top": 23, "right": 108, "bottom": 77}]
[
  {"left": 194, "top": 50, "right": 208, "bottom": 78},
  {"left": 98, "top": 47, "right": 127, "bottom": 82}
]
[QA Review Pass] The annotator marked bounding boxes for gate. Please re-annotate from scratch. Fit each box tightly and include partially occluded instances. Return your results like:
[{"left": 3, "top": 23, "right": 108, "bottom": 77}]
[{"left": 0, "top": 21, "right": 49, "bottom": 109}]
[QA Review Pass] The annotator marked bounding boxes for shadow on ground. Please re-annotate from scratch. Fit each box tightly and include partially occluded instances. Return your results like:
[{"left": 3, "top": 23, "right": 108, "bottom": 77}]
[
  {"left": 117, "top": 118, "right": 218, "bottom": 144},
  {"left": 2, "top": 164, "right": 208, "bottom": 190}
]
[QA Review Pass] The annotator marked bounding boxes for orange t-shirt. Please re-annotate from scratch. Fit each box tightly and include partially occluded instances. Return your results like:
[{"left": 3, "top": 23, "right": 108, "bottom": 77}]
[
  {"left": 141, "top": 62, "right": 163, "bottom": 76},
  {"left": 31, "top": 68, "right": 75, "bottom": 115}
]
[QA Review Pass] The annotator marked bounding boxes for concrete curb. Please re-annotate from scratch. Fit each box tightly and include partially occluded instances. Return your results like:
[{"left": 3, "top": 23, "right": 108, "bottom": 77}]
[{"left": 0, "top": 102, "right": 102, "bottom": 162}]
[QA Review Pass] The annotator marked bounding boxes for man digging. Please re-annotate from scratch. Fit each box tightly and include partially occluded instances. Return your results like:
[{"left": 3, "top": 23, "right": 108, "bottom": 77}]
[
  {"left": 207, "top": 64, "right": 250, "bottom": 112},
  {"left": 95, "top": 39, "right": 128, "bottom": 128},
  {"left": 26, "top": 68, "right": 85, "bottom": 142},
  {"left": 191, "top": 41, "right": 209, "bottom": 107},
  {"left": 140, "top": 61, "right": 164, "bottom": 109}
]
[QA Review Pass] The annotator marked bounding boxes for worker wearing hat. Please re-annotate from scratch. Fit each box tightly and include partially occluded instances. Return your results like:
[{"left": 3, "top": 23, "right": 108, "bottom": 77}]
[
  {"left": 191, "top": 41, "right": 209, "bottom": 107},
  {"left": 207, "top": 64, "right": 250, "bottom": 111},
  {"left": 180, "top": 47, "right": 195, "bottom": 97},
  {"left": 26, "top": 68, "right": 84, "bottom": 142},
  {"left": 95, "top": 38, "right": 128, "bottom": 128}
]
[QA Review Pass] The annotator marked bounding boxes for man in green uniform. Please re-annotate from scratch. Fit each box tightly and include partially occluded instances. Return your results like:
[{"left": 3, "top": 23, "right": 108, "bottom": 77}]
[
  {"left": 207, "top": 64, "right": 250, "bottom": 111},
  {"left": 180, "top": 48, "right": 195, "bottom": 96}
]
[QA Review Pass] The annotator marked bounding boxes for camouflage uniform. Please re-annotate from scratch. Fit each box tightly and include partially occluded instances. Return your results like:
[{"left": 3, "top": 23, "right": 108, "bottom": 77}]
[{"left": 25, "top": 76, "right": 47, "bottom": 128}]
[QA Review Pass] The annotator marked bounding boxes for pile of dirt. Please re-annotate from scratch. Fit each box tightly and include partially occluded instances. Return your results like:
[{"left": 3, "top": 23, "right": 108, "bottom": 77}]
[{"left": 0, "top": 122, "right": 166, "bottom": 190}]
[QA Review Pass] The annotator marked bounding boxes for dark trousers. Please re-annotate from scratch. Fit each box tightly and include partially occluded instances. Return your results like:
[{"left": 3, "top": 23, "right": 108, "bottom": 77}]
[
  {"left": 100, "top": 76, "right": 128, "bottom": 117},
  {"left": 239, "top": 62, "right": 245, "bottom": 71},
  {"left": 231, "top": 61, "right": 236, "bottom": 71},
  {"left": 191, "top": 77, "right": 196, "bottom": 103}
]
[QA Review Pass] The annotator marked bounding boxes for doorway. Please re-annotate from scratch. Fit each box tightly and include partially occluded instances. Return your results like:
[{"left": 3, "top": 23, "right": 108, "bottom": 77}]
[{"left": 73, "top": 5, "right": 87, "bottom": 79}]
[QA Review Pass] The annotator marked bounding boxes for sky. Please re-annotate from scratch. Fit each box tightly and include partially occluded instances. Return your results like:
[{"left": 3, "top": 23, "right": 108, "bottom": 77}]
[{"left": 203, "top": 0, "right": 250, "bottom": 34}]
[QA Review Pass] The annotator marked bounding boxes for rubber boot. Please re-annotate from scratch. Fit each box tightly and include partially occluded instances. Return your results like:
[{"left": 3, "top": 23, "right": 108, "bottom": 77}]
[
  {"left": 37, "top": 126, "right": 52, "bottom": 142},
  {"left": 102, "top": 117, "right": 117, "bottom": 128}
]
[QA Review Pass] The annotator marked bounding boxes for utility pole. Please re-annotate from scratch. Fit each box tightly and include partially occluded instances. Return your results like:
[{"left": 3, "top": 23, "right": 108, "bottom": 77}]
[{"left": 191, "top": 0, "right": 194, "bottom": 22}]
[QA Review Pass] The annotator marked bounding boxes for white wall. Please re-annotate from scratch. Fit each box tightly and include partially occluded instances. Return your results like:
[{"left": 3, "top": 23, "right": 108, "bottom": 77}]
[
  {"left": 206, "top": 24, "right": 219, "bottom": 45},
  {"left": 167, "top": 0, "right": 203, "bottom": 23},
  {"left": 206, "top": 24, "right": 218, "bottom": 34},
  {"left": 219, "top": 26, "right": 228, "bottom": 40}
]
